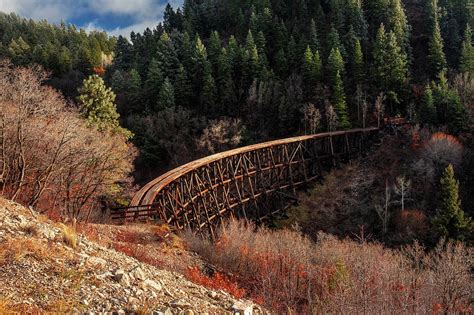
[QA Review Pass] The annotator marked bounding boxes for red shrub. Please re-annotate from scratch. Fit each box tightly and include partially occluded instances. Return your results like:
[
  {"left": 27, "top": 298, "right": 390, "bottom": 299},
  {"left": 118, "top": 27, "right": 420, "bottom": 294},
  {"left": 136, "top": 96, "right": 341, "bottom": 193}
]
[
  {"left": 116, "top": 230, "right": 141, "bottom": 243},
  {"left": 395, "top": 209, "right": 429, "bottom": 239},
  {"left": 93, "top": 66, "right": 106, "bottom": 75},
  {"left": 183, "top": 220, "right": 473, "bottom": 313},
  {"left": 112, "top": 243, "right": 163, "bottom": 268},
  {"left": 76, "top": 224, "right": 100, "bottom": 242},
  {"left": 421, "top": 132, "right": 463, "bottom": 168},
  {"left": 185, "top": 266, "right": 245, "bottom": 299}
]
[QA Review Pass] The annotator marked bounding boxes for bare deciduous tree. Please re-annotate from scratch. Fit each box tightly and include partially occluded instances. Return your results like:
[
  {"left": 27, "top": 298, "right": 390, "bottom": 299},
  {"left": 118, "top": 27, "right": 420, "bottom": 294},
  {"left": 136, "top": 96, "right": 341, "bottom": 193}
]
[
  {"left": 197, "top": 117, "right": 245, "bottom": 154},
  {"left": 355, "top": 84, "right": 364, "bottom": 122},
  {"left": 374, "top": 92, "right": 386, "bottom": 128},
  {"left": 421, "top": 132, "right": 464, "bottom": 171},
  {"left": 393, "top": 175, "right": 411, "bottom": 211},
  {"left": 302, "top": 103, "right": 321, "bottom": 134},
  {"left": 375, "top": 179, "right": 392, "bottom": 235},
  {"left": 325, "top": 102, "right": 338, "bottom": 132},
  {"left": 362, "top": 97, "right": 368, "bottom": 129},
  {"left": 0, "top": 60, "right": 133, "bottom": 221}
]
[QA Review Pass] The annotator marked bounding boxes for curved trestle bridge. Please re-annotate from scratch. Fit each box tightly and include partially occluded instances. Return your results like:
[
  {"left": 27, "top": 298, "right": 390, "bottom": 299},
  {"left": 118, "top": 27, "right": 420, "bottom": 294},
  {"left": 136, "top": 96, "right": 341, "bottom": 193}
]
[{"left": 112, "top": 127, "right": 381, "bottom": 237}]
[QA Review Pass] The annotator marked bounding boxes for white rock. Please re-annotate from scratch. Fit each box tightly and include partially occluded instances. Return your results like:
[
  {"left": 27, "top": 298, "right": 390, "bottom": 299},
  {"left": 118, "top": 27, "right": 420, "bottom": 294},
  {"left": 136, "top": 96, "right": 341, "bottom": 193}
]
[
  {"left": 128, "top": 296, "right": 139, "bottom": 311},
  {"left": 143, "top": 279, "right": 162, "bottom": 292},
  {"left": 133, "top": 267, "right": 146, "bottom": 281},
  {"left": 170, "top": 299, "right": 191, "bottom": 308},
  {"left": 96, "top": 271, "right": 113, "bottom": 280},
  {"left": 231, "top": 301, "right": 254, "bottom": 315},
  {"left": 113, "top": 269, "right": 131, "bottom": 286},
  {"left": 41, "top": 228, "right": 56, "bottom": 240},
  {"left": 153, "top": 308, "right": 173, "bottom": 315},
  {"left": 86, "top": 256, "right": 107, "bottom": 269}
]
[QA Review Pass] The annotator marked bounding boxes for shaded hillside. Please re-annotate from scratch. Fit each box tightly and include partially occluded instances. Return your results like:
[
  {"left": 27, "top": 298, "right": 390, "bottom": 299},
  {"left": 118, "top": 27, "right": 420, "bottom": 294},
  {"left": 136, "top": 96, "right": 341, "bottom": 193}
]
[{"left": 278, "top": 125, "right": 473, "bottom": 245}]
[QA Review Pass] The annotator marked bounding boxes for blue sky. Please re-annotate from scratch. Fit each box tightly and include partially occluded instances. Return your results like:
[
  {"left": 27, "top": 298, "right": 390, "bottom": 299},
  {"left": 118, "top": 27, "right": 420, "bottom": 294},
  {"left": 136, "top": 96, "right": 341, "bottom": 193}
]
[{"left": 0, "top": 0, "right": 184, "bottom": 37}]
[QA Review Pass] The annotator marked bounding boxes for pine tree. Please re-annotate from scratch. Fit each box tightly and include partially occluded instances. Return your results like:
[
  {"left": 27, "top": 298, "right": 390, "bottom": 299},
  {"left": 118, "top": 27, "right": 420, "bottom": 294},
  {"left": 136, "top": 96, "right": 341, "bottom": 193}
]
[
  {"left": 227, "top": 35, "right": 241, "bottom": 73},
  {"left": 208, "top": 30, "right": 221, "bottom": 74},
  {"left": 156, "top": 32, "right": 179, "bottom": 81},
  {"left": 111, "top": 70, "right": 125, "bottom": 92},
  {"left": 327, "top": 47, "right": 345, "bottom": 85},
  {"left": 113, "top": 36, "right": 134, "bottom": 71},
  {"left": 275, "top": 48, "right": 288, "bottom": 77},
  {"left": 446, "top": 90, "right": 467, "bottom": 134},
  {"left": 303, "top": 46, "right": 322, "bottom": 98},
  {"left": 347, "top": 0, "right": 368, "bottom": 42},
  {"left": 242, "top": 30, "right": 260, "bottom": 86},
  {"left": 460, "top": 24, "right": 474, "bottom": 76},
  {"left": 158, "top": 77, "right": 175, "bottom": 110},
  {"left": 313, "top": 50, "right": 322, "bottom": 82},
  {"left": 255, "top": 31, "right": 267, "bottom": 56},
  {"left": 373, "top": 24, "right": 408, "bottom": 108},
  {"left": 144, "top": 58, "right": 163, "bottom": 101},
  {"left": 127, "top": 69, "right": 142, "bottom": 96},
  {"left": 433, "top": 164, "right": 472, "bottom": 240},
  {"left": 181, "top": 32, "right": 194, "bottom": 71},
  {"left": 77, "top": 75, "right": 131, "bottom": 138},
  {"left": 420, "top": 84, "right": 437, "bottom": 125},
  {"left": 192, "top": 36, "right": 210, "bottom": 92},
  {"left": 428, "top": 0, "right": 447, "bottom": 78},
  {"left": 287, "top": 35, "right": 299, "bottom": 70},
  {"left": 332, "top": 71, "right": 351, "bottom": 129},
  {"left": 201, "top": 72, "right": 217, "bottom": 115},
  {"left": 439, "top": 0, "right": 470, "bottom": 67},
  {"left": 175, "top": 64, "right": 193, "bottom": 108},
  {"left": 309, "top": 19, "right": 320, "bottom": 52},
  {"left": 352, "top": 38, "right": 364, "bottom": 84},
  {"left": 275, "top": 19, "right": 289, "bottom": 54},
  {"left": 249, "top": 11, "right": 259, "bottom": 35},
  {"left": 432, "top": 71, "right": 468, "bottom": 133},
  {"left": 304, "top": 46, "right": 315, "bottom": 82},
  {"left": 387, "top": 0, "right": 410, "bottom": 52},
  {"left": 327, "top": 25, "right": 345, "bottom": 58},
  {"left": 216, "top": 48, "right": 236, "bottom": 115}
]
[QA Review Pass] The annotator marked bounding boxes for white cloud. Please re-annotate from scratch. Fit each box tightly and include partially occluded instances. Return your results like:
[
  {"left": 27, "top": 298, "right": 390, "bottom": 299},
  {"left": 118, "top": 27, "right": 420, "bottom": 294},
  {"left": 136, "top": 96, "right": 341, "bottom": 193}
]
[
  {"left": 0, "top": 0, "right": 85, "bottom": 22},
  {"left": 82, "top": 21, "right": 105, "bottom": 33},
  {"left": 86, "top": 1, "right": 185, "bottom": 37},
  {"left": 108, "top": 19, "right": 160, "bottom": 37},
  {"left": 0, "top": 0, "right": 185, "bottom": 37},
  {"left": 89, "top": 0, "right": 157, "bottom": 18},
  {"left": 0, "top": 0, "right": 21, "bottom": 13}
]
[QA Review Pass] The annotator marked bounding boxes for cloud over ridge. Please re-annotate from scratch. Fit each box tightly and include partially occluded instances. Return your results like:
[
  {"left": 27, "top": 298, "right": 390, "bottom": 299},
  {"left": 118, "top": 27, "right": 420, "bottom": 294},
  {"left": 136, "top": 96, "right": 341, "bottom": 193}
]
[{"left": 0, "top": 0, "right": 184, "bottom": 37}]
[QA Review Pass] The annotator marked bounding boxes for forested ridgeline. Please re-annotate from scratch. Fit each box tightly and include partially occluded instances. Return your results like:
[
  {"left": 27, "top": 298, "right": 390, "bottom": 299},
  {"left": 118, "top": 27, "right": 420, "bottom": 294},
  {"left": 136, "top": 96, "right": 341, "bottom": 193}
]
[
  {"left": 0, "top": 1, "right": 472, "bottom": 173},
  {"left": 0, "top": 0, "right": 473, "bottom": 222},
  {"left": 0, "top": 12, "right": 115, "bottom": 96},
  {"left": 106, "top": 0, "right": 473, "bottom": 175}
]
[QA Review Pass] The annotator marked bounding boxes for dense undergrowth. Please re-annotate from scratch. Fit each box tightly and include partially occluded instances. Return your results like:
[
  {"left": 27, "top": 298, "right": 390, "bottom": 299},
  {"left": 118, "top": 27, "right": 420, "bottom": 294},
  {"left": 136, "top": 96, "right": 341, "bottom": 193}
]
[
  {"left": 276, "top": 126, "right": 473, "bottom": 246},
  {"left": 183, "top": 219, "right": 473, "bottom": 313}
]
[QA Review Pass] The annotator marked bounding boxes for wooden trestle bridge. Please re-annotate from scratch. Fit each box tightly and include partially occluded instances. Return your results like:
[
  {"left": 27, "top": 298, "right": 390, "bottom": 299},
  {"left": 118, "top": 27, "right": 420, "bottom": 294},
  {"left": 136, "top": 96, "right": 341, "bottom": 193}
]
[{"left": 111, "top": 127, "right": 380, "bottom": 237}]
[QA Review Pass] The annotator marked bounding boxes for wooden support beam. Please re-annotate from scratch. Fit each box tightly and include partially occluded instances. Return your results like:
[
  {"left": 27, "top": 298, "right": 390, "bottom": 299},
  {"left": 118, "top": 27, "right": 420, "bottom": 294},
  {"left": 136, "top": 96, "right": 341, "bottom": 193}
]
[{"left": 112, "top": 128, "right": 380, "bottom": 233}]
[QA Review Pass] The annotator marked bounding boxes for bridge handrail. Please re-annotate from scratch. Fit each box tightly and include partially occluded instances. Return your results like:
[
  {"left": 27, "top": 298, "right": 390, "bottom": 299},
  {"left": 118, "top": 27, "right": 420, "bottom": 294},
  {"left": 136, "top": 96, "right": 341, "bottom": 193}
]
[{"left": 130, "top": 127, "right": 379, "bottom": 207}]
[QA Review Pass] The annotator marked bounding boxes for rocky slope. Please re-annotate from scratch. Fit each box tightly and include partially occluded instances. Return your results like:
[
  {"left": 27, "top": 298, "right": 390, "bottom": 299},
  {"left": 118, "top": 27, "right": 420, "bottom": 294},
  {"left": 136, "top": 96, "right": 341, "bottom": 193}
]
[{"left": 0, "top": 198, "right": 259, "bottom": 314}]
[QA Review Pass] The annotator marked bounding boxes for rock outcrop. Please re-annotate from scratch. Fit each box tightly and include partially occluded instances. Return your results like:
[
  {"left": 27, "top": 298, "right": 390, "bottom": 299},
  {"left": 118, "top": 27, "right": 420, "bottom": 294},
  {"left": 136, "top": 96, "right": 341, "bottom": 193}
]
[{"left": 0, "top": 198, "right": 260, "bottom": 314}]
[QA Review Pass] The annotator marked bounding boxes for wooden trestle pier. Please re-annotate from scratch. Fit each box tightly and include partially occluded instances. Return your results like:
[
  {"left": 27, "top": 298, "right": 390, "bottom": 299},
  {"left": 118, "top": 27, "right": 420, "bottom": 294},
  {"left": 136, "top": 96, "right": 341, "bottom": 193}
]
[{"left": 111, "top": 127, "right": 379, "bottom": 237}]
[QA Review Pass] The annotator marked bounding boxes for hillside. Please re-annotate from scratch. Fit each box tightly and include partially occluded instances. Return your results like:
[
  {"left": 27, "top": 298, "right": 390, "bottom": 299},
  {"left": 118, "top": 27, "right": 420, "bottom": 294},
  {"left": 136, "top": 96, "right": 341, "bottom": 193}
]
[
  {"left": 0, "top": 198, "right": 259, "bottom": 313},
  {"left": 0, "top": 0, "right": 473, "bottom": 313}
]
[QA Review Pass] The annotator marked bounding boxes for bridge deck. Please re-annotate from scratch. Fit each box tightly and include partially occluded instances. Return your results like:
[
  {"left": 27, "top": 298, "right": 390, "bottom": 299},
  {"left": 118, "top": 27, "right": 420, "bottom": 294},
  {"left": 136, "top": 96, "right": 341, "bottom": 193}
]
[
  {"left": 130, "top": 127, "right": 378, "bottom": 207},
  {"left": 112, "top": 126, "right": 383, "bottom": 235}
]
